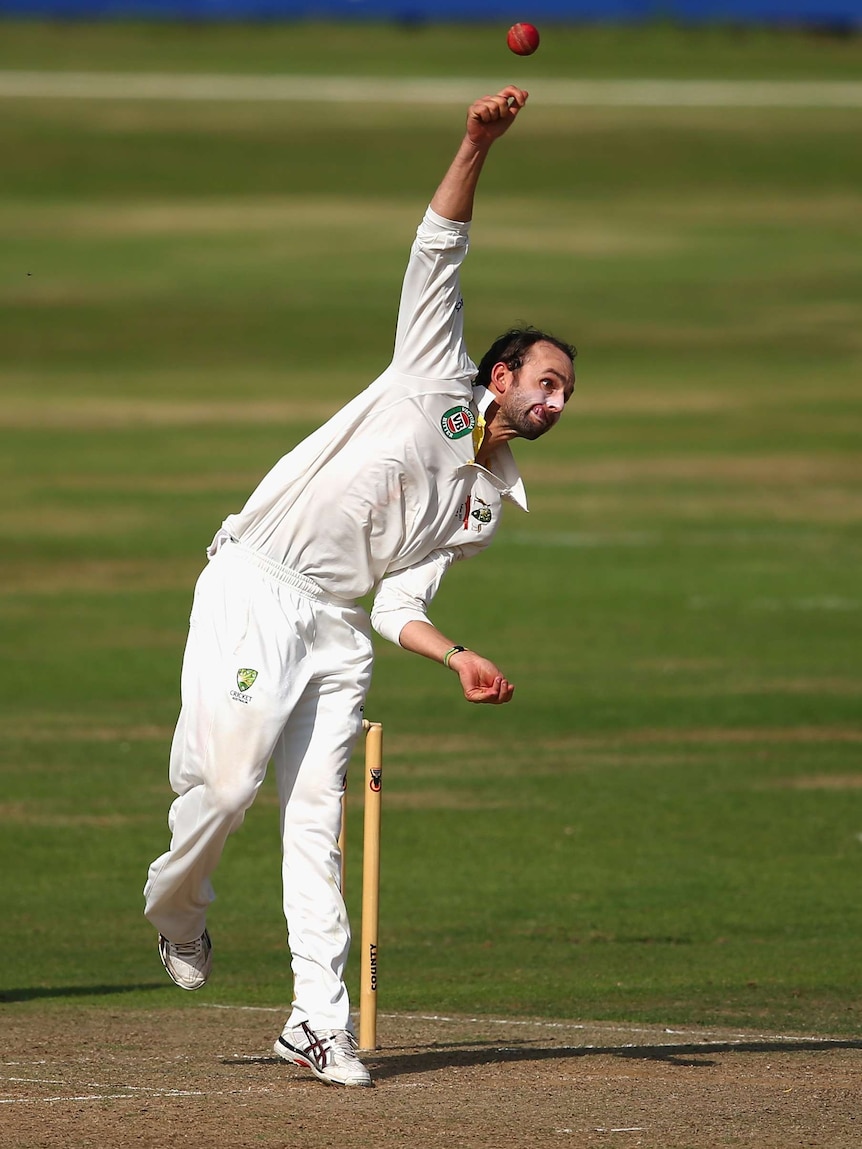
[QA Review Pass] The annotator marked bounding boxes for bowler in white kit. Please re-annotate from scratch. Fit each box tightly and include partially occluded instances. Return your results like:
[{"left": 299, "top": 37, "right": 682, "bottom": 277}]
[{"left": 144, "top": 85, "right": 576, "bottom": 1088}]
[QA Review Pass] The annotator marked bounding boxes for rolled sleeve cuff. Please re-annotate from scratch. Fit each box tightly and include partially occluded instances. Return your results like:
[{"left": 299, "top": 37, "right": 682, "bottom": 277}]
[
  {"left": 423, "top": 205, "right": 472, "bottom": 235},
  {"left": 371, "top": 604, "right": 431, "bottom": 647},
  {"left": 370, "top": 549, "right": 455, "bottom": 646}
]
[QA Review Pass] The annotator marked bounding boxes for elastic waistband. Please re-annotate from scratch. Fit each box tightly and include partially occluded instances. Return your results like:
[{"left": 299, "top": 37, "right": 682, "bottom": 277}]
[{"left": 228, "top": 540, "right": 352, "bottom": 607}]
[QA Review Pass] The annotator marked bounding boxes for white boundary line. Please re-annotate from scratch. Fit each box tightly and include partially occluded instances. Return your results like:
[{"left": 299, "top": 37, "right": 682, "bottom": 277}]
[{"left": 0, "top": 71, "right": 861, "bottom": 107}]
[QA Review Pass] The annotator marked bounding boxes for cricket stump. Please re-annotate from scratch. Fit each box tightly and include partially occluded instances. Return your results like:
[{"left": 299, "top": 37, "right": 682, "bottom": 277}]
[{"left": 358, "top": 719, "right": 382, "bottom": 1051}]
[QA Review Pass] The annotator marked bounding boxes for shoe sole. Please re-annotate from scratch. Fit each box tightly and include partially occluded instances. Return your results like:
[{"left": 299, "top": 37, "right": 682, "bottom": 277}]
[{"left": 273, "top": 1037, "right": 372, "bottom": 1088}]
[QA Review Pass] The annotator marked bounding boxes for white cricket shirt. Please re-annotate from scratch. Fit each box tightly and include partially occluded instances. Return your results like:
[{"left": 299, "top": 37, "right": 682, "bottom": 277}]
[{"left": 221, "top": 207, "right": 528, "bottom": 645}]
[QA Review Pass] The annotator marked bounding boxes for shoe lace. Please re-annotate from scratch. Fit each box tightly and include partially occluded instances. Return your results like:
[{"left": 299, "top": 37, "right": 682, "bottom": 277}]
[
  {"left": 172, "top": 938, "right": 204, "bottom": 958},
  {"left": 324, "top": 1030, "right": 360, "bottom": 1059}
]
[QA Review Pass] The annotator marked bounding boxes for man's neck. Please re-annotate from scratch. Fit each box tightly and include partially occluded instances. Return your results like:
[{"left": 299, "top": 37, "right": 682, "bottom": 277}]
[{"left": 476, "top": 399, "right": 517, "bottom": 469}]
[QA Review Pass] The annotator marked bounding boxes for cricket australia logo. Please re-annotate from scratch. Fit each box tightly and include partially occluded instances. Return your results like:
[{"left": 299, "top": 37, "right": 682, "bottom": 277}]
[
  {"left": 231, "top": 667, "right": 258, "bottom": 704},
  {"left": 441, "top": 405, "right": 476, "bottom": 440},
  {"left": 471, "top": 507, "right": 492, "bottom": 524}
]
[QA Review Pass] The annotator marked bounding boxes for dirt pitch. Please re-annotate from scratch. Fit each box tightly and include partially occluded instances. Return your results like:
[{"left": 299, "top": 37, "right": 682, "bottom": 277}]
[{"left": 2, "top": 1006, "right": 859, "bottom": 1148}]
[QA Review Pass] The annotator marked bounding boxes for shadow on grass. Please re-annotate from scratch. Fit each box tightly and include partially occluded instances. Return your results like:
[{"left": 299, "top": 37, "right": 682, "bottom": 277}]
[{"left": 0, "top": 983, "right": 167, "bottom": 1003}]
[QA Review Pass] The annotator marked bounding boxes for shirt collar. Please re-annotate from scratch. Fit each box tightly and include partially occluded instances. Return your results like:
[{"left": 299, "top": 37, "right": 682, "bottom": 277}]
[
  {"left": 468, "top": 386, "right": 529, "bottom": 512},
  {"left": 473, "top": 384, "right": 498, "bottom": 419}
]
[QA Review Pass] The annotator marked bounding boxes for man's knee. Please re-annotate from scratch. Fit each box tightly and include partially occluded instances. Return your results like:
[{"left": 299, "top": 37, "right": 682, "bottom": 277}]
[{"left": 208, "top": 775, "right": 261, "bottom": 821}]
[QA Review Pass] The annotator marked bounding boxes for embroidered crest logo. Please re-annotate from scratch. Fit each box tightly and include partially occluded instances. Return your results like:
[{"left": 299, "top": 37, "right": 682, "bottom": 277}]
[
  {"left": 471, "top": 507, "right": 493, "bottom": 524},
  {"left": 441, "top": 405, "right": 476, "bottom": 440},
  {"left": 236, "top": 668, "right": 258, "bottom": 693}
]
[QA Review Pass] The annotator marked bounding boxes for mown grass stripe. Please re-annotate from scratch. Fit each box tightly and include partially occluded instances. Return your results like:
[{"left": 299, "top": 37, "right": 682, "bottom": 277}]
[{"left": 1, "top": 72, "right": 862, "bottom": 107}]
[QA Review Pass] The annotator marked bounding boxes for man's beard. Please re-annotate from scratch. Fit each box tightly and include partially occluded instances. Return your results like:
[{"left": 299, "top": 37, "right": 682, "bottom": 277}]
[{"left": 503, "top": 395, "right": 550, "bottom": 441}]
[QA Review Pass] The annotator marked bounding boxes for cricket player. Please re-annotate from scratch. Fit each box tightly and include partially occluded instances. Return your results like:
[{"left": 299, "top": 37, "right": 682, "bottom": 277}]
[{"left": 144, "top": 85, "right": 575, "bottom": 1088}]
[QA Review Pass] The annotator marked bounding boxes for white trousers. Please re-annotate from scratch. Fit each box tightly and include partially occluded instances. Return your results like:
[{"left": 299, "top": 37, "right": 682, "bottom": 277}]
[{"left": 144, "top": 541, "right": 373, "bottom": 1030}]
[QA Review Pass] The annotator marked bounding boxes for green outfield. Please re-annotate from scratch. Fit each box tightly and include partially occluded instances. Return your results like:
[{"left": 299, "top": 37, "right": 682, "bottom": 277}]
[{"left": 0, "top": 21, "right": 860, "bottom": 1037}]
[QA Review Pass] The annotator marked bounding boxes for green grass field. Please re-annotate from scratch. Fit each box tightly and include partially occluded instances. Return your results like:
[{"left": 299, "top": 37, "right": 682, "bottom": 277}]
[{"left": 0, "top": 20, "right": 860, "bottom": 1038}]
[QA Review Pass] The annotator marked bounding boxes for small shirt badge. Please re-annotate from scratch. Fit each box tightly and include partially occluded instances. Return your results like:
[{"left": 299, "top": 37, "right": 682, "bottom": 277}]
[{"left": 441, "top": 405, "right": 476, "bottom": 440}]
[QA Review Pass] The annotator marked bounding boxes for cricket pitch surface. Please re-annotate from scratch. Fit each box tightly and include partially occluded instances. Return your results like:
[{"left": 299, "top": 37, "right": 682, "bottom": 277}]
[{"left": 3, "top": 1007, "right": 859, "bottom": 1147}]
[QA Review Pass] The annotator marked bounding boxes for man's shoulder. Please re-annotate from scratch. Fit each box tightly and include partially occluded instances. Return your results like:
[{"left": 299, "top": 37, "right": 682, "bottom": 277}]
[{"left": 374, "top": 367, "right": 476, "bottom": 407}]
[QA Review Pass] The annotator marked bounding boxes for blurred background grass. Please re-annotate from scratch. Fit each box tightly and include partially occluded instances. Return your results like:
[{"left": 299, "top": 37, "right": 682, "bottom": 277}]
[
  {"left": 0, "top": 20, "right": 860, "bottom": 1036},
  {"left": 2, "top": 19, "right": 861, "bottom": 76}
]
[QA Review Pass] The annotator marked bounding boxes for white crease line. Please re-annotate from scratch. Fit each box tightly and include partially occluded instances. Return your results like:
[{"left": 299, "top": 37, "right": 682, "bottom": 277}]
[
  {"left": 0, "top": 1094, "right": 140, "bottom": 1104},
  {"left": 0, "top": 72, "right": 860, "bottom": 108},
  {"left": 199, "top": 1003, "right": 839, "bottom": 1045},
  {"left": 1, "top": 1074, "right": 173, "bottom": 1093},
  {"left": 3, "top": 1076, "right": 65, "bottom": 1084},
  {"left": 0, "top": 1088, "right": 213, "bottom": 1105},
  {"left": 395, "top": 1012, "right": 835, "bottom": 1044}
]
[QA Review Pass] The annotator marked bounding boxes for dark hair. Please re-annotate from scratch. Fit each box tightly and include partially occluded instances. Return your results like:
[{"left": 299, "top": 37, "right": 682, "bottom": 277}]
[{"left": 473, "top": 326, "right": 576, "bottom": 389}]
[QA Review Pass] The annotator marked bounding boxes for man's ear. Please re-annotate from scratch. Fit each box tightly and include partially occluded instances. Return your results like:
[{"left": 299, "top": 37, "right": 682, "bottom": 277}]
[{"left": 489, "top": 360, "right": 512, "bottom": 396}]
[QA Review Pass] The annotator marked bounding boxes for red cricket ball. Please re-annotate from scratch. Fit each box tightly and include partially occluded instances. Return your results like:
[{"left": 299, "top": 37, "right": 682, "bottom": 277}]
[{"left": 506, "top": 22, "right": 540, "bottom": 56}]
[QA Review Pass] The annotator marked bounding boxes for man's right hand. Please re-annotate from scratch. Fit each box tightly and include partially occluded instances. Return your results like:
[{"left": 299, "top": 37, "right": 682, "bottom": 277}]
[
  {"left": 448, "top": 649, "right": 515, "bottom": 705},
  {"left": 465, "top": 86, "right": 529, "bottom": 150},
  {"left": 430, "top": 86, "right": 529, "bottom": 223}
]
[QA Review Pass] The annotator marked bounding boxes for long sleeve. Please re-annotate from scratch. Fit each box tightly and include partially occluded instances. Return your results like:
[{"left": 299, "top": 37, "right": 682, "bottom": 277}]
[
  {"left": 371, "top": 545, "right": 482, "bottom": 645},
  {"left": 390, "top": 207, "right": 477, "bottom": 384}
]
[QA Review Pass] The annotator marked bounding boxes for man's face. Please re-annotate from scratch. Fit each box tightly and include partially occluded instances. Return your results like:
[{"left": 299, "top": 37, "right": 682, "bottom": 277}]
[{"left": 492, "top": 341, "right": 575, "bottom": 441}]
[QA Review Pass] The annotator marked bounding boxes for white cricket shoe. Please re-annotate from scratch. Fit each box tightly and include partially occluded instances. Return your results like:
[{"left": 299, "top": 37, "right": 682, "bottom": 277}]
[
  {"left": 158, "top": 929, "right": 212, "bottom": 991},
  {"left": 273, "top": 1022, "right": 372, "bottom": 1087}
]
